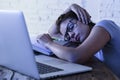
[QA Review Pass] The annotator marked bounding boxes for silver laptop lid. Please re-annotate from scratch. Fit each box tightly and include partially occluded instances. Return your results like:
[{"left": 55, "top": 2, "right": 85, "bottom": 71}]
[{"left": 0, "top": 10, "right": 40, "bottom": 79}]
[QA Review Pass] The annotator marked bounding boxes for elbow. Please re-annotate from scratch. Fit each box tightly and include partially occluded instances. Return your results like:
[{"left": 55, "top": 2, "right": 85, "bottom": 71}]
[
  {"left": 66, "top": 53, "right": 87, "bottom": 64},
  {"left": 67, "top": 57, "right": 77, "bottom": 63},
  {"left": 68, "top": 59, "right": 79, "bottom": 63},
  {"left": 66, "top": 53, "right": 80, "bottom": 63},
  {"left": 67, "top": 57, "right": 87, "bottom": 64},
  {"left": 59, "top": 49, "right": 88, "bottom": 64}
]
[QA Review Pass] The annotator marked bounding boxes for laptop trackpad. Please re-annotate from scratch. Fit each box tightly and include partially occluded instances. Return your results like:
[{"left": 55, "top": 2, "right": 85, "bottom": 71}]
[{"left": 35, "top": 55, "right": 69, "bottom": 65}]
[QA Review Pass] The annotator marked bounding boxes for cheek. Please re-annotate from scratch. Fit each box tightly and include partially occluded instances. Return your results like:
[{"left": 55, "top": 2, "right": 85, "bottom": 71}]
[{"left": 74, "top": 27, "right": 81, "bottom": 33}]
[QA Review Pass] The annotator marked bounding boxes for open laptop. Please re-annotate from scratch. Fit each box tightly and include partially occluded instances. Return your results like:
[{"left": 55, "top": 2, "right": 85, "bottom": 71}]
[{"left": 0, "top": 10, "right": 92, "bottom": 80}]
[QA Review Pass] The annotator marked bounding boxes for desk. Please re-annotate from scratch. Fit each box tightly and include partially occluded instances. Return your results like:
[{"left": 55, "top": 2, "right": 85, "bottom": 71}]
[{"left": 0, "top": 55, "right": 119, "bottom": 80}]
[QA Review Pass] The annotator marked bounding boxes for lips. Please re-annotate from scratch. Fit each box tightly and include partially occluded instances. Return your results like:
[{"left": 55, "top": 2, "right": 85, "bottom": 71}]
[{"left": 70, "top": 34, "right": 80, "bottom": 42}]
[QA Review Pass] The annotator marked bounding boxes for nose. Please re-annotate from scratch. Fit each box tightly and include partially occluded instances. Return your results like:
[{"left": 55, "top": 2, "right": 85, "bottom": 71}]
[{"left": 68, "top": 32, "right": 75, "bottom": 38}]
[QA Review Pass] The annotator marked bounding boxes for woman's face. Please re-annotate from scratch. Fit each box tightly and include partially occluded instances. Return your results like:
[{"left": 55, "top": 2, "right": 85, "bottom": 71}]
[{"left": 60, "top": 18, "right": 91, "bottom": 43}]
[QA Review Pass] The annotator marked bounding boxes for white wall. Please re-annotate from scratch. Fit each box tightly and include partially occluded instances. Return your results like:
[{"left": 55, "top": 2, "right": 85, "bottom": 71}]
[
  {"left": 0, "top": 0, "right": 83, "bottom": 36},
  {"left": 99, "top": 0, "right": 120, "bottom": 25},
  {"left": 0, "top": 0, "right": 120, "bottom": 36},
  {"left": 80, "top": 0, "right": 100, "bottom": 22}
]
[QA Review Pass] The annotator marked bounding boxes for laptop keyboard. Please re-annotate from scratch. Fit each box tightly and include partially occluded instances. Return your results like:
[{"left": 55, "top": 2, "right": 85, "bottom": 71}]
[{"left": 36, "top": 62, "right": 63, "bottom": 74}]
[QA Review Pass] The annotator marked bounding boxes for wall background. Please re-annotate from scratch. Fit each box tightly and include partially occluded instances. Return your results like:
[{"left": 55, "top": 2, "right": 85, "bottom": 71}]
[{"left": 0, "top": 0, "right": 120, "bottom": 37}]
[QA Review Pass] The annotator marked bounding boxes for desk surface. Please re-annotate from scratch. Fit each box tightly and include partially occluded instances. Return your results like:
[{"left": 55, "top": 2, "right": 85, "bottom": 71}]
[{"left": 0, "top": 55, "right": 119, "bottom": 80}]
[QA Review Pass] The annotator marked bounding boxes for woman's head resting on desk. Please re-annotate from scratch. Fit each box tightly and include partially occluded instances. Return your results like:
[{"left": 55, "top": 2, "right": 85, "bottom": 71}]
[{"left": 55, "top": 11, "right": 95, "bottom": 43}]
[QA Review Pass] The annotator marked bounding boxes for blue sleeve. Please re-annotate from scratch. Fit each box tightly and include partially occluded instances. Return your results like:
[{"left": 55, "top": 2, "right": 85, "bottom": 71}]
[{"left": 95, "top": 20, "right": 120, "bottom": 40}]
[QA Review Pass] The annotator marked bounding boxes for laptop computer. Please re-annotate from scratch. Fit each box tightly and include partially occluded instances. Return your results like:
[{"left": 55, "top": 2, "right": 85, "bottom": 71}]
[{"left": 0, "top": 10, "right": 92, "bottom": 80}]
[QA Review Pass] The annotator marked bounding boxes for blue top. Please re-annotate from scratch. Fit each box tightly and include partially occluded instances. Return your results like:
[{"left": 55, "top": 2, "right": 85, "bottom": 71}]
[{"left": 95, "top": 20, "right": 120, "bottom": 78}]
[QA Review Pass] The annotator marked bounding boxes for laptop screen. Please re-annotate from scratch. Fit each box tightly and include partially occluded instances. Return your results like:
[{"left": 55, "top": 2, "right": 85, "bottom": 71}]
[{"left": 0, "top": 10, "right": 40, "bottom": 79}]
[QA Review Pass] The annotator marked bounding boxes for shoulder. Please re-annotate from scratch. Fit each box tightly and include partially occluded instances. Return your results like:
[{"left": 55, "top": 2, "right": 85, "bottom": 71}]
[
  {"left": 95, "top": 20, "right": 119, "bottom": 29},
  {"left": 95, "top": 20, "right": 120, "bottom": 39},
  {"left": 95, "top": 20, "right": 115, "bottom": 27}
]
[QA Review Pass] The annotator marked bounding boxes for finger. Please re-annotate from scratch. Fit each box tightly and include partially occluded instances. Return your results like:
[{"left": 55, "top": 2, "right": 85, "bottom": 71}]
[
  {"left": 80, "top": 9, "right": 91, "bottom": 24},
  {"left": 84, "top": 10, "right": 91, "bottom": 23},
  {"left": 77, "top": 11, "right": 82, "bottom": 22},
  {"left": 45, "top": 33, "right": 50, "bottom": 37},
  {"left": 36, "top": 34, "right": 42, "bottom": 40},
  {"left": 70, "top": 6, "right": 82, "bottom": 22},
  {"left": 71, "top": 5, "right": 90, "bottom": 24},
  {"left": 80, "top": 8, "right": 88, "bottom": 24},
  {"left": 36, "top": 38, "right": 42, "bottom": 44},
  {"left": 38, "top": 34, "right": 46, "bottom": 40},
  {"left": 45, "top": 34, "right": 53, "bottom": 40},
  {"left": 36, "top": 35, "right": 42, "bottom": 43},
  {"left": 77, "top": 9, "right": 85, "bottom": 23},
  {"left": 72, "top": 8, "right": 82, "bottom": 21}
]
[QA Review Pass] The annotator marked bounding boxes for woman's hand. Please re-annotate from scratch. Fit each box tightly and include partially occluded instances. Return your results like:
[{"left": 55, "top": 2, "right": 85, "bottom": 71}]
[
  {"left": 63, "top": 4, "right": 91, "bottom": 24},
  {"left": 36, "top": 34, "right": 53, "bottom": 46}
]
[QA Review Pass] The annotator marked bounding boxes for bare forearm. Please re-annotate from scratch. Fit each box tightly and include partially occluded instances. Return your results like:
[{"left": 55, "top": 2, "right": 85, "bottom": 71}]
[
  {"left": 45, "top": 39, "right": 95, "bottom": 64},
  {"left": 46, "top": 41, "right": 80, "bottom": 62}
]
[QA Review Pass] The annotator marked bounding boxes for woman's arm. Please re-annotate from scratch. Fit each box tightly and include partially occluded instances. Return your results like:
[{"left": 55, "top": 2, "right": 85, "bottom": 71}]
[{"left": 38, "top": 26, "right": 110, "bottom": 64}]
